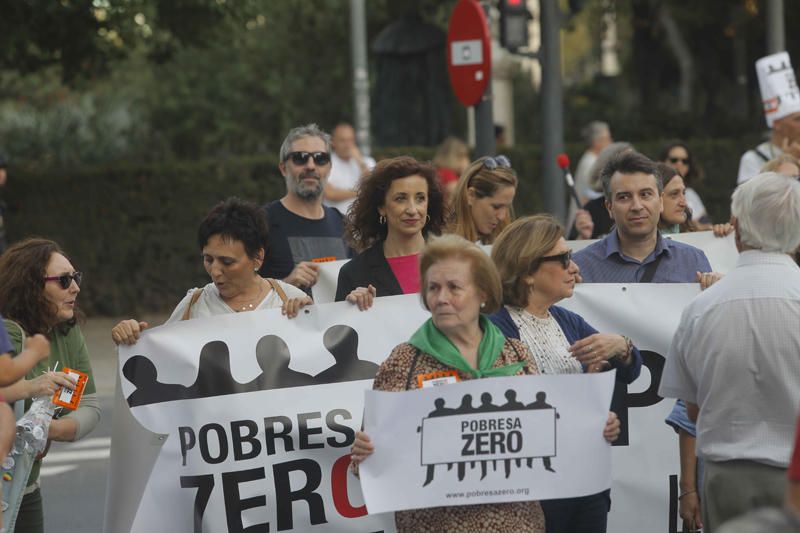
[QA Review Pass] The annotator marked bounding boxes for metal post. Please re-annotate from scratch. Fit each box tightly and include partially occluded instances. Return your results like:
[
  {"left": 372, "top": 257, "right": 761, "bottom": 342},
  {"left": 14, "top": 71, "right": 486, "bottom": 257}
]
[
  {"left": 474, "top": 1, "right": 496, "bottom": 158},
  {"left": 766, "top": 0, "right": 785, "bottom": 54},
  {"left": 539, "top": 0, "right": 566, "bottom": 223},
  {"left": 350, "top": 0, "right": 371, "bottom": 156}
]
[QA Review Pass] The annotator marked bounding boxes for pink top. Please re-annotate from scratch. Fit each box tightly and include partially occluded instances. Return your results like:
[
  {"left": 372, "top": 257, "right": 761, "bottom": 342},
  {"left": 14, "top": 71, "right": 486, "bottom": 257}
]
[{"left": 387, "top": 254, "right": 421, "bottom": 294}]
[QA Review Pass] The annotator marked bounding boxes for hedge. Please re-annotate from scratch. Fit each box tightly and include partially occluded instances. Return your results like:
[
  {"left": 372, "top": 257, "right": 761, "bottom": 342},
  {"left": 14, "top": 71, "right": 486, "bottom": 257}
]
[{"left": 4, "top": 137, "right": 756, "bottom": 315}]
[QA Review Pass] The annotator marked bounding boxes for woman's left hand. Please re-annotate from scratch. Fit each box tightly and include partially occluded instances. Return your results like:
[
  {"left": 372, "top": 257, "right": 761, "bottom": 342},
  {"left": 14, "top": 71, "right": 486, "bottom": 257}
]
[
  {"left": 695, "top": 271, "right": 723, "bottom": 290},
  {"left": 282, "top": 296, "right": 313, "bottom": 318},
  {"left": 575, "top": 209, "right": 594, "bottom": 240},
  {"left": 569, "top": 333, "right": 627, "bottom": 367},
  {"left": 603, "top": 412, "right": 620, "bottom": 443},
  {"left": 350, "top": 431, "right": 375, "bottom": 476},
  {"left": 345, "top": 285, "right": 377, "bottom": 311},
  {"left": 712, "top": 223, "right": 734, "bottom": 237}
]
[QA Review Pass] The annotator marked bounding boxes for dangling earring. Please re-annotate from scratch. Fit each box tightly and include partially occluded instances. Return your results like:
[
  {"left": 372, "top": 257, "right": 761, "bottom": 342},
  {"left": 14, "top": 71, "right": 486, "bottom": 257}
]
[
  {"left": 426, "top": 214, "right": 431, "bottom": 223},
  {"left": 379, "top": 215, "right": 386, "bottom": 225}
]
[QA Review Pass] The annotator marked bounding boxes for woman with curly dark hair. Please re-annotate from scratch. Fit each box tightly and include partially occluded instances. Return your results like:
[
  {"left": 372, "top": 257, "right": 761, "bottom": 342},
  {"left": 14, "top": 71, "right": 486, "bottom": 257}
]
[
  {"left": 335, "top": 156, "right": 446, "bottom": 309},
  {"left": 0, "top": 238, "right": 101, "bottom": 533}
]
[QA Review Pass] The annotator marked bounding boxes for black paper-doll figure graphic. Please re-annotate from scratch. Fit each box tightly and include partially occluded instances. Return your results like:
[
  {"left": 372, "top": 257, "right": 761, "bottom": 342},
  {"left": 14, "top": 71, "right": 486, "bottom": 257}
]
[
  {"left": 314, "top": 325, "right": 380, "bottom": 383},
  {"left": 429, "top": 398, "right": 455, "bottom": 417},
  {"left": 500, "top": 389, "right": 526, "bottom": 410},
  {"left": 123, "top": 355, "right": 190, "bottom": 407},
  {"left": 475, "top": 393, "right": 499, "bottom": 479},
  {"left": 527, "top": 391, "right": 553, "bottom": 410},
  {"left": 478, "top": 392, "right": 500, "bottom": 412},
  {"left": 422, "top": 398, "right": 458, "bottom": 486},
  {"left": 245, "top": 334, "right": 315, "bottom": 391},
  {"left": 454, "top": 394, "right": 475, "bottom": 414},
  {"left": 452, "top": 394, "right": 480, "bottom": 478},
  {"left": 419, "top": 390, "right": 560, "bottom": 486},
  {"left": 527, "top": 391, "right": 558, "bottom": 472},
  {"left": 189, "top": 340, "right": 249, "bottom": 398}
]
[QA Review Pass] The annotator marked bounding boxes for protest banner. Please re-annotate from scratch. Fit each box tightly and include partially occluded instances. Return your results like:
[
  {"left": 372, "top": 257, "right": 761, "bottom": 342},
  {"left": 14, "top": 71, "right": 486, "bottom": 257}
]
[
  {"left": 360, "top": 373, "right": 616, "bottom": 514},
  {"left": 106, "top": 285, "right": 699, "bottom": 532},
  {"left": 105, "top": 294, "right": 429, "bottom": 532},
  {"left": 312, "top": 231, "right": 735, "bottom": 303},
  {"left": 560, "top": 283, "right": 701, "bottom": 533}
]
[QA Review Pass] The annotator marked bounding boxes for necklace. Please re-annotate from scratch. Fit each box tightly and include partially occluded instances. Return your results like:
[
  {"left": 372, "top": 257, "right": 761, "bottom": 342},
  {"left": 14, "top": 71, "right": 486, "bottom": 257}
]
[{"left": 233, "top": 279, "right": 266, "bottom": 312}]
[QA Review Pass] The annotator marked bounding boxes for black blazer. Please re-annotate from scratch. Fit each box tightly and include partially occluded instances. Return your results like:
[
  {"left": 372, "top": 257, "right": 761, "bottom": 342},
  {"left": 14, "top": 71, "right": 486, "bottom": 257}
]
[{"left": 335, "top": 243, "right": 403, "bottom": 301}]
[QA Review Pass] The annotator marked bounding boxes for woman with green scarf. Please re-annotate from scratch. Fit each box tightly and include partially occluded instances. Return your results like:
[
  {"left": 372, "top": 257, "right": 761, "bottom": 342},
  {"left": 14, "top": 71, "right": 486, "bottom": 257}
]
[{"left": 350, "top": 234, "right": 546, "bottom": 532}]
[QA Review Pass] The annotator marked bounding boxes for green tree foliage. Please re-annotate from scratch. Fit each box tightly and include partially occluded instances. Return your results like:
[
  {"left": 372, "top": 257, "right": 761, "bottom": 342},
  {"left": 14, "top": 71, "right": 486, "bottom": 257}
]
[
  {"left": 0, "top": 0, "right": 240, "bottom": 82},
  {"left": 2, "top": 0, "right": 796, "bottom": 163},
  {"left": 565, "top": 0, "right": 800, "bottom": 141},
  {"left": 0, "top": 0, "right": 455, "bottom": 162}
]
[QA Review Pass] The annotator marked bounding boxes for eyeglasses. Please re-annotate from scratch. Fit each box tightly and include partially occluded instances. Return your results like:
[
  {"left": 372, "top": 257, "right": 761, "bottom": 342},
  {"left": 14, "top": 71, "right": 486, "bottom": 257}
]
[
  {"left": 539, "top": 250, "right": 572, "bottom": 269},
  {"left": 482, "top": 155, "right": 511, "bottom": 170},
  {"left": 285, "top": 151, "right": 331, "bottom": 166},
  {"left": 44, "top": 271, "right": 83, "bottom": 289},
  {"left": 668, "top": 157, "right": 689, "bottom": 165}
]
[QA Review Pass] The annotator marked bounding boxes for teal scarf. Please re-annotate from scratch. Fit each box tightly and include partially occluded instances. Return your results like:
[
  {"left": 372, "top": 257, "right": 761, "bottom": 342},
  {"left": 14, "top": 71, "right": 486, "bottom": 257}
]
[
  {"left": 409, "top": 315, "right": 524, "bottom": 378},
  {"left": 661, "top": 224, "right": 680, "bottom": 235}
]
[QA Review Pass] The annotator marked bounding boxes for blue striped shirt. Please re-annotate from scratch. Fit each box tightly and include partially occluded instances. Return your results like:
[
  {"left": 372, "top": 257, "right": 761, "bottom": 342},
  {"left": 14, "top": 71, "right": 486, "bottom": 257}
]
[{"left": 574, "top": 230, "right": 711, "bottom": 283}]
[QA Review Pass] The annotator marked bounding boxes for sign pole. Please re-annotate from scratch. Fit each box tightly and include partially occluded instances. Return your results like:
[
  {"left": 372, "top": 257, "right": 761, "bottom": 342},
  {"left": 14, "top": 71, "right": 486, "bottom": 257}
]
[
  {"left": 540, "top": 0, "right": 566, "bottom": 223},
  {"left": 474, "top": 1, "right": 496, "bottom": 158},
  {"left": 448, "top": 0, "right": 494, "bottom": 157},
  {"left": 350, "top": 0, "right": 371, "bottom": 157}
]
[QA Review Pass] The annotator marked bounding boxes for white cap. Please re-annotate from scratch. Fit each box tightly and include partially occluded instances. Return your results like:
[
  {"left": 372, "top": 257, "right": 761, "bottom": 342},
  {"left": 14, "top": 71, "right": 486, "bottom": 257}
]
[{"left": 756, "top": 52, "right": 800, "bottom": 128}]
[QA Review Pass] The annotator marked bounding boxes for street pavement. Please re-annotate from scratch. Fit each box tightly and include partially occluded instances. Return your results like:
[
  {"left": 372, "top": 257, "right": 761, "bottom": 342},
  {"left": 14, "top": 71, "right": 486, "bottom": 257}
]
[{"left": 39, "top": 314, "right": 167, "bottom": 533}]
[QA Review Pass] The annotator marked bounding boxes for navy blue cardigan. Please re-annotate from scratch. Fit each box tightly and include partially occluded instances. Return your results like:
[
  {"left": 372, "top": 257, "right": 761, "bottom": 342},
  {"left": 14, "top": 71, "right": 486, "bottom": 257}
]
[{"left": 489, "top": 305, "right": 642, "bottom": 384}]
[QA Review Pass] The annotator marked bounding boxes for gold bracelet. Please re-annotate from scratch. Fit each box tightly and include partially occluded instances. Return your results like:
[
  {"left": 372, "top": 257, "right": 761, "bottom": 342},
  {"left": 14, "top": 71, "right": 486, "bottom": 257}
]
[{"left": 678, "top": 489, "right": 697, "bottom": 499}]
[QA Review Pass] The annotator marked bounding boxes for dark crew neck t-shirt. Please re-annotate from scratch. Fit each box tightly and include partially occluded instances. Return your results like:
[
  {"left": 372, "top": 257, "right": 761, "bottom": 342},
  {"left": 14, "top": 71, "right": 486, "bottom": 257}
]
[{"left": 259, "top": 200, "right": 350, "bottom": 280}]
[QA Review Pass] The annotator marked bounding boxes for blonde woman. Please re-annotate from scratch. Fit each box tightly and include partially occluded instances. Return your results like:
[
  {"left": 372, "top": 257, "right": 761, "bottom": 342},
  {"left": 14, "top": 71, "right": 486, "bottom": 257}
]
[{"left": 449, "top": 156, "right": 517, "bottom": 245}]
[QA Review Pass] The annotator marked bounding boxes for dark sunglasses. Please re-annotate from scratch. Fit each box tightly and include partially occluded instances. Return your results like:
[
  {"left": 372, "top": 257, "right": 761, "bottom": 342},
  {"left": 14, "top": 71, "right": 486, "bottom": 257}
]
[
  {"left": 668, "top": 157, "right": 689, "bottom": 165},
  {"left": 44, "top": 271, "right": 83, "bottom": 289},
  {"left": 285, "top": 151, "right": 331, "bottom": 166},
  {"left": 539, "top": 250, "right": 572, "bottom": 269},
  {"left": 482, "top": 155, "right": 511, "bottom": 170}
]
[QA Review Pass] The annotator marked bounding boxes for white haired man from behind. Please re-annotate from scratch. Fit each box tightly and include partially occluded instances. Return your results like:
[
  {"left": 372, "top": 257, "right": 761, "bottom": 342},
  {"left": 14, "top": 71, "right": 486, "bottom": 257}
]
[{"left": 659, "top": 173, "right": 800, "bottom": 533}]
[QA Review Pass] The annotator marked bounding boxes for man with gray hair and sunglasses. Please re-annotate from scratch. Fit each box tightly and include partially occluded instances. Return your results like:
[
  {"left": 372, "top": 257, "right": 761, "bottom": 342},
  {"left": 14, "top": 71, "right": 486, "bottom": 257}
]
[
  {"left": 259, "top": 124, "right": 351, "bottom": 290},
  {"left": 660, "top": 173, "right": 800, "bottom": 532}
]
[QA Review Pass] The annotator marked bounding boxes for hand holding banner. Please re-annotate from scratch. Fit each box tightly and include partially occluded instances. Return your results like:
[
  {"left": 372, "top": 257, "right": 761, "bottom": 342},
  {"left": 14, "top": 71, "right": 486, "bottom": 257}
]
[{"left": 359, "top": 373, "right": 616, "bottom": 515}]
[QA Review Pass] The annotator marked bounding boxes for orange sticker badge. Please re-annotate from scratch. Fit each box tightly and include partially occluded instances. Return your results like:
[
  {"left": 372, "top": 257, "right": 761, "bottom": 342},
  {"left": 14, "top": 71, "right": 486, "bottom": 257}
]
[
  {"left": 52, "top": 367, "right": 88, "bottom": 410},
  {"left": 416, "top": 370, "right": 460, "bottom": 389},
  {"left": 311, "top": 256, "right": 337, "bottom": 263}
]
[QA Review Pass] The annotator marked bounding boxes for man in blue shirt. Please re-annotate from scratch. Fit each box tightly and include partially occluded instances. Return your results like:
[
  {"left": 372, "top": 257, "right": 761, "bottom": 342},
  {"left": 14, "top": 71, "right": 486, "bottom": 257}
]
[
  {"left": 574, "top": 150, "right": 712, "bottom": 283},
  {"left": 573, "top": 149, "right": 719, "bottom": 532}
]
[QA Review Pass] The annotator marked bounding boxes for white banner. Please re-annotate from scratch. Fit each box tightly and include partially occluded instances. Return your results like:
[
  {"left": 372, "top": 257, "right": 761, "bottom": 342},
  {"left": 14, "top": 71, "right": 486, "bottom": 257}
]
[
  {"left": 663, "top": 232, "right": 738, "bottom": 274},
  {"left": 106, "top": 295, "right": 429, "bottom": 533},
  {"left": 560, "top": 283, "right": 701, "bottom": 533},
  {"left": 313, "top": 259, "right": 350, "bottom": 304},
  {"left": 106, "top": 285, "right": 700, "bottom": 533},
  {"left": 312, "top": 232, "right": 736, "bottom": 304},
  {"left": 360, "top": 373, "right": 615, "bottom": 514}
]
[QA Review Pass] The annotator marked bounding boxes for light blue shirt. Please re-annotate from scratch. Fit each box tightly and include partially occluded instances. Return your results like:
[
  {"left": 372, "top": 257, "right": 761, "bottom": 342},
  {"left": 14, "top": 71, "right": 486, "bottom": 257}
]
[{"left": 574, "top": 230, "right": 712, "bottom": 283}]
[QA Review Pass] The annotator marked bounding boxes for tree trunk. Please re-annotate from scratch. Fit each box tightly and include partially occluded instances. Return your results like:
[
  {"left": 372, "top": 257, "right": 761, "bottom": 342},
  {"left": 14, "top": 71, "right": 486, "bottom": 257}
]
[{"left": 656, "top": 2, "right": 693, "bottom": 112}]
